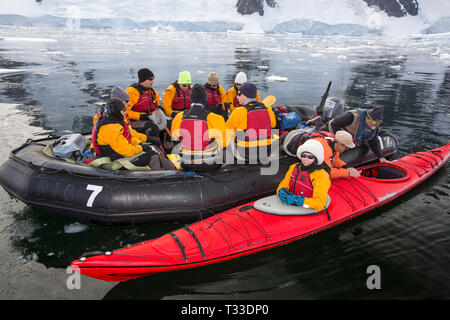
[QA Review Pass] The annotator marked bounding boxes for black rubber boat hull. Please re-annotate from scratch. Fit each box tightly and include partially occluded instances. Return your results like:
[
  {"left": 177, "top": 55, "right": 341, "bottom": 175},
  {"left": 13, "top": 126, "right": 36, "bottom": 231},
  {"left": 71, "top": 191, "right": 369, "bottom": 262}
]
[{"left": 0, "top": 131, "right": 398, "bottom": 225}]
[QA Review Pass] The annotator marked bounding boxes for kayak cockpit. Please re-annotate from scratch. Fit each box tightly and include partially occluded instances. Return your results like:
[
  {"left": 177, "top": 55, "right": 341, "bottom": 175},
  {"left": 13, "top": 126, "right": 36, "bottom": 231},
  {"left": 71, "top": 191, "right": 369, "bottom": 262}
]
[
  {"left": 254, "top": 195, "right": 331, "bottom": 216},
  {"left": 360, "top": 163, "right": 408, "bottom": 181}
]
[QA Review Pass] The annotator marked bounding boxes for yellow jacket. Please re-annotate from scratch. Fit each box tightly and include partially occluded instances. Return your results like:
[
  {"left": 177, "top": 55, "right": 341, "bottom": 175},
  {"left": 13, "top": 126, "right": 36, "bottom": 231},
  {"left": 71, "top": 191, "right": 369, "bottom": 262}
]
[
  {"left": 171, "top": 107, "right": 228, "bottom": 149},
  {"left": 277, "top": 163, "right": 331, "bottom": 211},
  {"left": 226, "top": 101, "right": 276, "bottom": 147},
  {"left": 96, "top": 122, "right": 143, "bottom": 158},
  {"left": 125, "top": 86, "right": 160, "bottom": 120},
  {"left": 226, "top": 86, "right": 261, "bottom": 112},
  {"left": 93, "top": 112, "right": 147, "bottom": 146},
  {"left": 162, "top": 83, "right": 191, "bottom": 117}
]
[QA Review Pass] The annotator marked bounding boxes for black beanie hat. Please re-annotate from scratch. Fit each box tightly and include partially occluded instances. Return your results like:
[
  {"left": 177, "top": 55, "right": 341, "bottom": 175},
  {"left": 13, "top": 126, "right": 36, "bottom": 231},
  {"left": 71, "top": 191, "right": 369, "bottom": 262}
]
[
  {"left": 367, "top": 106, "right": 384, "bottom": 122},
  {"left": 190, "top": 83, "right": 207, "bottom": 106},
  {"left": 138, "top": 68, "right": 154, "bottom": 83}
]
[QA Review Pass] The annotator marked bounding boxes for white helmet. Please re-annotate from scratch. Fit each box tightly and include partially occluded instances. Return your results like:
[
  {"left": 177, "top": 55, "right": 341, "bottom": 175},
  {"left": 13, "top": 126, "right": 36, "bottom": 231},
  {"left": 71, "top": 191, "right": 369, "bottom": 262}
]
[{"left": 234, "top": 72, "right": 247, "bottom": 85}]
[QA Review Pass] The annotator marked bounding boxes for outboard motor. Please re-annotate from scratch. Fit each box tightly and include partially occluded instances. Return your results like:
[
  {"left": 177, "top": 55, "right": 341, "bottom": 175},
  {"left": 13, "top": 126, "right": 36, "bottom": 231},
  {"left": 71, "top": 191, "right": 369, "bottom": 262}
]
[{"left": 320, "top": 97, "right": 345, "bottom": 122}]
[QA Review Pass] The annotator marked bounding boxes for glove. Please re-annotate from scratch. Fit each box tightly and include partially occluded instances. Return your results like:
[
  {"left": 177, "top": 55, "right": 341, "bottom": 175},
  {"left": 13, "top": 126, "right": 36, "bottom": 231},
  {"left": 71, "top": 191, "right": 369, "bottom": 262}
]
[
  {"left": 294, "top": 195, "right": 305, "bottom": 206},
  {"left": 170, "top": 112, "right": 178, "bottom": 119},
  {"left": 286, "top": 193, "right": 305, "bottom": 206},
  {"left": 278, "top": 187, "right": 289, "bottom": 203},
  {"left": 147, "top": 135, "right": 161, "bottom": 146},
  {"left": 139, "top": 113, "right": 151, "bottom": 121}
]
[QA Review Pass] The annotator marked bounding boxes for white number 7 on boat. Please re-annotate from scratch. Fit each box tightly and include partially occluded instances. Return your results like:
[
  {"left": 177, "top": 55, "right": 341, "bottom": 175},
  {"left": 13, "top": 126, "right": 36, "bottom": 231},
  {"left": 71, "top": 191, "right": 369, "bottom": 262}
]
[{"left": 86, "top": 184, "right": 103, "bottom": 207}]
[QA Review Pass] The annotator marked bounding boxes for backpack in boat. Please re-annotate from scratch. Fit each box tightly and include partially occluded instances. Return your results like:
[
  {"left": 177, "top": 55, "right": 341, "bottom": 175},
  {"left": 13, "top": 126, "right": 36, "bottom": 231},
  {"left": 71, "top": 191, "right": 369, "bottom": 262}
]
[
  {"left": 285, "top": 130, "right": 334, "bottom": 157},
  {"left": 273, "top": 106, "right": 303, "bottom": 131},
  {"left": 52, "top": 133, "right": 86, "bottom": 159},
  {"left": 146, "top": 144, "right": 177, "bottom": 170}
]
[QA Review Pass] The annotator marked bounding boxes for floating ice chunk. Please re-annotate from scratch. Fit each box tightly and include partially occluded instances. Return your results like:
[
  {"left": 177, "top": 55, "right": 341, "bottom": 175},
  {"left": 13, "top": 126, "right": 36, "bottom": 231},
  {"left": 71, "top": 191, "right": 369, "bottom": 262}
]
[
  {"left": 64, "top": 222, "right": 88, "bottom": 234},
  {"left": 266, "top": 75, "right": 288, "bottom": 82},
  {"left": 337, "top": 55, "right": 347, "bottom": 60},
  {"left": 0, "top": 68, "right": 26, "bottom": 76},
  {"left": 258, "top": 65, "right": 269, "bottom": 70},
  {"left": 390, "top": 65, "right": 402, "bottom": 70},
  {"left": 1, "top": 36, "right": 57, "bottom": 43},
  {"left": 439, "top": 53, "right": 450, "bottom": 63}
]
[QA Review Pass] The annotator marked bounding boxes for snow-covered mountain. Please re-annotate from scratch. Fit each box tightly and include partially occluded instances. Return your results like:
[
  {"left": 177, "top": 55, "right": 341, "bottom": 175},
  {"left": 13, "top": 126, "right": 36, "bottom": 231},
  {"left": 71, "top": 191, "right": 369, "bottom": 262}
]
[{"left": 0, "top": 0, "right": 449, "bottom": 36}]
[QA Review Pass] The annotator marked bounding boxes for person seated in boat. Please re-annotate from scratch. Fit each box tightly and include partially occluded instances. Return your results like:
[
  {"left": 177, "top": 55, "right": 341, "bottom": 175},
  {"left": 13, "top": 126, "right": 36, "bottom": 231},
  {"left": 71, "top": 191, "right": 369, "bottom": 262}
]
[
  {"left": 203, "top": 72, "right": 227, "bottom": 118},
  {"left": 92, "top": 98, "right": 157, "bottom": 166},
  {"left": 284, "top": 130, "right": 360, "bottom": 178},
  {"left": 171, "top": 84, "right": 227, "bottom": 172},
  {"left": 92, "top": 86, "right": 161, "bottom": 147},
  {"left": 277, "top": 139, "right": 331, "bottom": 211},
  {"left": 162, "top": 71, "right": 192, "bottom": 118},
  {"left": 125, "top": 68, "right": 161, "bottom": 138},
  {"left": 226, "top": 82, "right": 276, "bottom": 163},
  {"left": 226, "top": 72, "right": 261, "bottom": 113},
  {"left": 322, "top": 106, "right": 392, "bottom": 164},
  {"left": 93, "top": 86, "right": 130, "bottom": 125}
]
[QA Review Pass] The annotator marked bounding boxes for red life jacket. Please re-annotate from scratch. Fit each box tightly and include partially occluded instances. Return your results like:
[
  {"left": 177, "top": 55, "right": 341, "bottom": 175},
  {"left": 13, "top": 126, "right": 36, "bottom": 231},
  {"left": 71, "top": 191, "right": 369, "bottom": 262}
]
[
  {"left": 172, "top": 82, "right": 191, "bottom": 111},
  {"left": 205, "top": 85, "right": 222, "bottom": 107},
  {"left": 231, "top": 86, "right": 240, "bottom": 109},
  {"left": 130, "top": 84, "right": 158, "bottom": 113},
  {"left": 91, "top": 108, "right": 132, "bottom": 157},
  {"left": 179, "top": 105, "right": 216, "bottom": 163},
  {"left": 233, "top": 95, "right": 240, "bottom": 109},
  {"left": 289, "top": 164, "right": 314, "bottom": 197},
  {"left": 245, "top": 101, "right": 272, "bottom": 141}
]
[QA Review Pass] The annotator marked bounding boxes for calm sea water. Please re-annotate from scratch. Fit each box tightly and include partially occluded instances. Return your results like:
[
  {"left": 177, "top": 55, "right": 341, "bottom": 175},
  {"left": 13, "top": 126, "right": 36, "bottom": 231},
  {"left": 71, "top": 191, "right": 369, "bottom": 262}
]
[{"left": 0, "top": 25, "right": 449, "bottom": 300}]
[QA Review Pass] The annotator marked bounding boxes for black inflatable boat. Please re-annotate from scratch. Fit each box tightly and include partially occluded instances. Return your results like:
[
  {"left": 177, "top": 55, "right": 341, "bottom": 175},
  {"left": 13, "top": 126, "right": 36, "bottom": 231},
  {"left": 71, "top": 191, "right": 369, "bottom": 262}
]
[{"left": 0, "top": 129, "right": 398, "bottom": 226}]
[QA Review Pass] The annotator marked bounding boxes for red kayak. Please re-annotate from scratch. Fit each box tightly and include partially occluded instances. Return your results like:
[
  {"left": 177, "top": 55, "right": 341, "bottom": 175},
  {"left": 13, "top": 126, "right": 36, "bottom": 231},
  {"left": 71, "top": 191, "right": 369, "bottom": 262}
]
[{"left": 72, "top": 143, "right": 449, "bottom": 282}]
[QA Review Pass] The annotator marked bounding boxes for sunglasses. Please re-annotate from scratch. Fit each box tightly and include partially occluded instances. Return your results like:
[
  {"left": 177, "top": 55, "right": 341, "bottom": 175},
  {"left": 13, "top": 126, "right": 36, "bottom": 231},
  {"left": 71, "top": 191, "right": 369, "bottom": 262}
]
[
  {"left": 300, "top": 153, "right": 315, "bottom": 160},
  {"left": 181, "top": 84, "right": 190, "bottom": 88},
  {"left": 367, "top": 112, "right": 382, "bottom": 126}
]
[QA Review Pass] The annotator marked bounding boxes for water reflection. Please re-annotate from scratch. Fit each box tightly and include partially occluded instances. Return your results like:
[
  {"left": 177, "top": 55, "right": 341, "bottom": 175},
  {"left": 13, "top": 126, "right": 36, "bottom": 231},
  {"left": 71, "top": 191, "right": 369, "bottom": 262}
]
[
  {"left": 231, "top": 47, "right": 271, "bottom": 92},
  {"left": 344, "top": 56, "right": 450, "bottom": 154},
  {"left": 4, "top": 207, "right": 180, "bottom": 269}
]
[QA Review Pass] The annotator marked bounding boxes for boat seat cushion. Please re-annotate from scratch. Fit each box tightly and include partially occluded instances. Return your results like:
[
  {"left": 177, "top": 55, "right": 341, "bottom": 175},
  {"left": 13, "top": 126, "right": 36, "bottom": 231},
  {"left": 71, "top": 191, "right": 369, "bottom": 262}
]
[{"left": 254, "top": 194, "right": 331, "bottom": 216}]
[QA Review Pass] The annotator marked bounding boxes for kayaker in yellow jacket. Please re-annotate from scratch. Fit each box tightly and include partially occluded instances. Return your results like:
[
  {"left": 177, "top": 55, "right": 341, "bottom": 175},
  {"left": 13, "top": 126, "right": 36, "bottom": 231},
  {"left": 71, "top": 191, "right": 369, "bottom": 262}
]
[
  {"left": 171, "top": 84, "right": 228, "bottom": 171},
  {"left": 226, "top": 72, "right": 261, "bottom": 112},
  {"left": 277, "top": 139, "right": 331, "bottom": 211}
]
